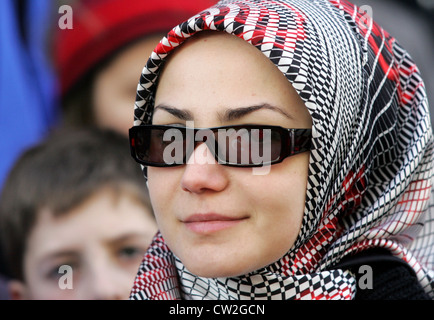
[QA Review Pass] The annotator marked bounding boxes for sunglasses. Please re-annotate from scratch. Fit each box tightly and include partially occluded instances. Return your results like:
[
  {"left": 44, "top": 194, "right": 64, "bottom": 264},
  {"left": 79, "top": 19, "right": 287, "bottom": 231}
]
[{"left": 129, "top": 124, "right": 311, "bottom": 168}]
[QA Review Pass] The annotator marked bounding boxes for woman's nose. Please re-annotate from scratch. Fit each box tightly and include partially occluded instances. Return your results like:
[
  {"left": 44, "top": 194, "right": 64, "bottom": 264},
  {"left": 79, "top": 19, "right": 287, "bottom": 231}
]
[{"left": 181, "top": 142, "right": 229, "bottom": 194}]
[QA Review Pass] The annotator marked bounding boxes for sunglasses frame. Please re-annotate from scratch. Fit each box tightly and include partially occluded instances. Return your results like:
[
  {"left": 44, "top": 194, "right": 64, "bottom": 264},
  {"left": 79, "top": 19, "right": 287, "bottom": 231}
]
[{"left": 129, "top": 124, "right": 312, "bottom": 168}]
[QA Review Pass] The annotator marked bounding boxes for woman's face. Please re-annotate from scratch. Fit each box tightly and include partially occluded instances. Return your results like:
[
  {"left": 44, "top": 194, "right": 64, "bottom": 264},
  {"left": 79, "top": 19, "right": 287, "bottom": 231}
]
[{"left": 149, "top": 32, "right": 312, "bottom": 278}]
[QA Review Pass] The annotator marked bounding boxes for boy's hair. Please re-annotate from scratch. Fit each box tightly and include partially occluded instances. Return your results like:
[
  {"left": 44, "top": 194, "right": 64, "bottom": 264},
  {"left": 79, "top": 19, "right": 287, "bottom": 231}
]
[{"left": 0, "top": 127, "right": 152, "bottom": 281}]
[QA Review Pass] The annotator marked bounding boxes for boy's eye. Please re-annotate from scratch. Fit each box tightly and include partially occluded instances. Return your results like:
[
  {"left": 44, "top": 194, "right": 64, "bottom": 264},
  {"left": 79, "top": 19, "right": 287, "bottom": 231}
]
[
  {"left": 118, "top": 246, "right": 146, "bottom": 260},
  {"left": 45, "top": 262, "right": 77, "bottom": 280}
]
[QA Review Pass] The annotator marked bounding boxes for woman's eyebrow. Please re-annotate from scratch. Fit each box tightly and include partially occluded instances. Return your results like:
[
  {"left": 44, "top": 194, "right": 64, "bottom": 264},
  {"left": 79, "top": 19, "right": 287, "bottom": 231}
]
[
  {"left": 221, "top": 104, "right": 295, "bottom": 121},
  {"left": 153, "top": 103, "right": 295, "bottom": 122},
  {"left": 154, "top": 104, "right": 194, "bottom": 120}
]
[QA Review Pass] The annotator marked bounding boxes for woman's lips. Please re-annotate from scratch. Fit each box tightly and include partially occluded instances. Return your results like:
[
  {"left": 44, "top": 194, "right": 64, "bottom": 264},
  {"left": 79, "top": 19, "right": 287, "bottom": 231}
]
[{"left": 182, "top": 213, "right": 247, "bottom": 234}]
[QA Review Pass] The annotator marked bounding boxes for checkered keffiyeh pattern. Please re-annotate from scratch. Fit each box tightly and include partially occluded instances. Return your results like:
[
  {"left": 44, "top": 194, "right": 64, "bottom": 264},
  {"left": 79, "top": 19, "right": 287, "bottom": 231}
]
[{"left": 130, "top": 0, "right": 434, "bottom": 299}]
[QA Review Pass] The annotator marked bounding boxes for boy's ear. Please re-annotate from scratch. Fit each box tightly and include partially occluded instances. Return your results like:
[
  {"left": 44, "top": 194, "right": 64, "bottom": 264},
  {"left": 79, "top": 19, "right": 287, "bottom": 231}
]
[{"left": 8, "top": 279, "right": 27, "bottom": 300}]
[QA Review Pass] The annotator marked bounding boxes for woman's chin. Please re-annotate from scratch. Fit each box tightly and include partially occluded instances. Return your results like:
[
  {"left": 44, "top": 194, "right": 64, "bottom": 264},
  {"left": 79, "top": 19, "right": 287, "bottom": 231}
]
[{"left": 180, "top": 258, "right": 257, "bottom": 278}]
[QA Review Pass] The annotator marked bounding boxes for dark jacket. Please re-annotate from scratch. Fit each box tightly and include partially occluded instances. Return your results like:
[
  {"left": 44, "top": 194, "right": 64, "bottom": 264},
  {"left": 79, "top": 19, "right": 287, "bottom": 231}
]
[{"left": 333, "top": 249, "right": 431, "bottom": 300}]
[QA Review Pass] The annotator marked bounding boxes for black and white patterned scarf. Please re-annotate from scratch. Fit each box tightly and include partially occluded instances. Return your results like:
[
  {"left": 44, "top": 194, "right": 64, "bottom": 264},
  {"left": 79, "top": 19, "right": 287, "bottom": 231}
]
[{"left": 130, "top": 0, "right": 434, "bottom": 299}]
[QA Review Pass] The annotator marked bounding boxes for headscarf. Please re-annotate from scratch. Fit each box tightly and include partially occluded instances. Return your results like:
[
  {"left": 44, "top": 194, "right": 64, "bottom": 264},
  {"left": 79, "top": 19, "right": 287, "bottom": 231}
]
[{"left": 130, "top": 0, "right": 434, "bottom": 299}]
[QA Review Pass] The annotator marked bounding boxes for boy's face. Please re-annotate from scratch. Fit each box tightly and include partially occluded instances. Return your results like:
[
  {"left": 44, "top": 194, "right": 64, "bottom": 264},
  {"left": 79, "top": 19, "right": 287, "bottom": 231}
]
[{"left": 10, "top": 188, "right": 157, "bottom": 300}]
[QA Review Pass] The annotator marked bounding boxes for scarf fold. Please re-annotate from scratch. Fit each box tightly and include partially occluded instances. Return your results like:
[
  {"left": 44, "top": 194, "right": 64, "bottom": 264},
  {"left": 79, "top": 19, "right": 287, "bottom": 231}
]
[
  {"left": 131, "top": 232, "right": 357, "bottom": 300},
  {"left": 130, "top": 0, "right": 434, "bottom": 300}
]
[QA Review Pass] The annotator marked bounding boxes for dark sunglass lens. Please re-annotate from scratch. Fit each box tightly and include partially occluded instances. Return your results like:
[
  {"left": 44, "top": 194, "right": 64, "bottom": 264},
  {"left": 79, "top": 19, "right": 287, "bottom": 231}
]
[
  {"left": 133, "top": 128, "right": 151, "bottom": 162},
  {"left": 270, "top": 129, "right": 282, "bottom": 161},
  {"left": 249, "top": 128, "right": 282, "bottom": 164},
  {"left": 215, "top": 127, "right": 282, "bottom": 165},
  {"left": 151, "top": 127, "right": 188, "bottom": 165},
  {"left": 214, "top": 128, "right": 249, "bottom": 164},
  {"left": 147, "top": 128, "right": 168, "bottom": 163}
]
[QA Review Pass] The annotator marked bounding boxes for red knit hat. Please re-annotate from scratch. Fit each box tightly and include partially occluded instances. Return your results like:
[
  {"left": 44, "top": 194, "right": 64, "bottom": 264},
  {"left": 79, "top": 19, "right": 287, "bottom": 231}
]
[{"left": 54, "top": 0, "right": 216, "bottom": 96}]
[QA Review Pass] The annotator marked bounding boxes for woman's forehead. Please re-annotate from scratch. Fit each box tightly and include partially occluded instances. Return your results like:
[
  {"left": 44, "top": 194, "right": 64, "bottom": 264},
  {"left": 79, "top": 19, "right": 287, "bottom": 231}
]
[
  {"left": 160, "top": 31, "right": 274, "bottom": 75},
  {"left": 153, "top": 31, "right": 311, "bottom": 126}
]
